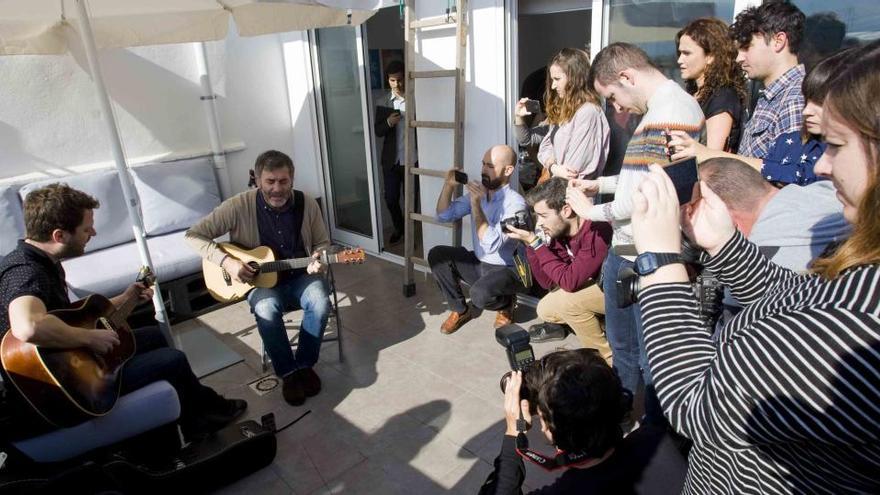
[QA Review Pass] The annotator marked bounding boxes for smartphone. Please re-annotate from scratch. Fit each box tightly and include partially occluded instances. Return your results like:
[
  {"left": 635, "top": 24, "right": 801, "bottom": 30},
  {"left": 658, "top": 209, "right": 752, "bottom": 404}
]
[
  {"left": 454, "top": 170, "right": 468, "bottom": 185},
  {"left": 524, "top": 99, "right": 541, "bottom": 114},
  {"left": 661, "top": 157, "right": 699, "bottom": 205}
]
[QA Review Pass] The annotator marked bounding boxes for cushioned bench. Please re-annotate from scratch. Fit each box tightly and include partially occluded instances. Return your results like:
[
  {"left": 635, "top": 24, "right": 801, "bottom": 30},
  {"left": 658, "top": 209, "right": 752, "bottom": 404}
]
[{"left": 0, "top": 157, "right": 221, "bottom": 312}]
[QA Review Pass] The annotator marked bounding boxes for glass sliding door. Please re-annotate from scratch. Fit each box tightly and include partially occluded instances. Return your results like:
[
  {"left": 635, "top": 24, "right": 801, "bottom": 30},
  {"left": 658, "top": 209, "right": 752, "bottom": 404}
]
[{"left": 312, "top": 26, "right": 379, "bottom": 252}]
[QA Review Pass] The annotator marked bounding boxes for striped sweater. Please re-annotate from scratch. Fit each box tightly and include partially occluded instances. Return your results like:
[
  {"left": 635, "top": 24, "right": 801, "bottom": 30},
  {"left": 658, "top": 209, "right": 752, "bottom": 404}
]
[
  {"left": 639, "top": 232, "right": 880, "bottom": 494},
  {"left": 587, "top": 80, "right": 704, "bottom": 246}
]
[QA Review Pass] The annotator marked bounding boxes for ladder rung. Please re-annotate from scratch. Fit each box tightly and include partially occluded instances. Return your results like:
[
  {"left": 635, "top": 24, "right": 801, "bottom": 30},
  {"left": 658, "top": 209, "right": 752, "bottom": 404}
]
[
  {"left": 410, "top": 168, "right": 447, "bottom": 178},
  {"left": 411, "top": 213, "right": 454, "bottom": 227},
  {"left": 410, "top": 70, "right": 458, "bottom": 79},
  {"left": 410, "top": 15, "right": 456, "bottom": 29},
  {"left": 411, "top": 256, "right": 430, "bottom": 268},
  {"left": 411, "top": 120, "right": 455, "bottom": 129}
]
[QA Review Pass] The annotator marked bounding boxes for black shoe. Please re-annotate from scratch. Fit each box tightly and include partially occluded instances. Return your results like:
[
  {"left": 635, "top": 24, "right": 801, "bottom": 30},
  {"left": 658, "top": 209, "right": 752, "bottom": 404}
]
[
  {"left": 186, "top": 395, "right": 248, "bottom": 440},
  {"left": 295, "top": 368, "right": 322, "bottom": 397},
  {"left": 283, "top": 373, "right": 305, "bottom": 406},
  {"left": 528, "top": 322, "right": 569, "bottom": 343},
  {"left": 389, "top": 231, "right": 403, "bottom": 244}
]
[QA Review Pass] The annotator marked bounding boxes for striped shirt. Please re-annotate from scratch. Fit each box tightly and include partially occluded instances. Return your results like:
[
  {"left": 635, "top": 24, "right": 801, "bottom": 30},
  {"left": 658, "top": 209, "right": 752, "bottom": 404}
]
[
  {"left": 738, "top": 65, "right": 805, "bottom": 159},
  {"left": 639, "top": 232, "right": 880, "bottom": 494}
]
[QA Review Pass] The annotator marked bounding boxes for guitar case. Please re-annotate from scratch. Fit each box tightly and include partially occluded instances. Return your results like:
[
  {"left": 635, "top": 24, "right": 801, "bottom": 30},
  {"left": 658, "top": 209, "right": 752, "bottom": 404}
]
[{"left": 102, "top": 414, "right": 278, "bottom": 494}]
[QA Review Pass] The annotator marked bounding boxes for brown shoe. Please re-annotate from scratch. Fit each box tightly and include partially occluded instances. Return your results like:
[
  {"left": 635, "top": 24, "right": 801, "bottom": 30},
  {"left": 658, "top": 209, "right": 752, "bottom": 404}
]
[
  {"left": 441, "top": 306, "right": 474, "bottom": 334},
  {"left": 494, "top": 300, "right": 516, "bottom": 328}
]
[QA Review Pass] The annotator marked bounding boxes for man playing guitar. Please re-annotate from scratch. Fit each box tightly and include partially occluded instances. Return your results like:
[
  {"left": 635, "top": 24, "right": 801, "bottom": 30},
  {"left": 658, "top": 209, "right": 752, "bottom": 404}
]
[
  {"left": 0, "top": 183, "right": 246, "bottom": 439},
  {"left": 186, "top": 150, "right": 332, "bottom": 407}
]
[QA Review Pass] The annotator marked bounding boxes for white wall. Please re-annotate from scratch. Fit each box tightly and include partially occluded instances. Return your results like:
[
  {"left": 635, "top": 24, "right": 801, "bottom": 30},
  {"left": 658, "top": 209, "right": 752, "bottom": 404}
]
[{"left": 415, "top": 0, "right": 508, "bottom": 256}]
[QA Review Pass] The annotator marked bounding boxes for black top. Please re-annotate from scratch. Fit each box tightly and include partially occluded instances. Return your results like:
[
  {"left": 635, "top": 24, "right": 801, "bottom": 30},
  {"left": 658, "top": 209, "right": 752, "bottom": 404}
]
[
  {"left": 256, "top": 191, "right": 307, "bottom": 282},
  {"left": 479, "top": 424, "right": 688, "bottom": 494},
  {"left": 0, "top": 240, "right": 70, "bottom": 335},
  {"left": 701, "top": 86, "right": 743, "bottom": 153}
]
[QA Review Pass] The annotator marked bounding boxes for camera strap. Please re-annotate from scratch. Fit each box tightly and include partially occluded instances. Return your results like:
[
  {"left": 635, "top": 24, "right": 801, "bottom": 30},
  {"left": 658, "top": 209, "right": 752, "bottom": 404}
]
[{"left": 513, "top": 410, "right": 594, "bottom": 471}]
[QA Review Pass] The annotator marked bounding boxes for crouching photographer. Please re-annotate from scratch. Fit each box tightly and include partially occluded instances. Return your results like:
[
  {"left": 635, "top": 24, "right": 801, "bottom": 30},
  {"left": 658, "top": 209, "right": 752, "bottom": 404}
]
[{"left": 479, "top": 326, "right": 687, "bottom": 495}]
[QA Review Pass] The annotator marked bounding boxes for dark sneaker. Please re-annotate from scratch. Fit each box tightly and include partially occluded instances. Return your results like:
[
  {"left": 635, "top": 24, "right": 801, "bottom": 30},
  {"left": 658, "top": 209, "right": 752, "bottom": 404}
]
[
  {"left": 187, "top": 394, "right": 248, "bottom": 440},
  {"left": 295, "top": 368, "right": 322, "bottom": 397},
  {"left": 282, "top": 373, "right": 306, "bottom": 406},
  {"left": 527, "top": 322, "right": 569, "bottom": 343}
]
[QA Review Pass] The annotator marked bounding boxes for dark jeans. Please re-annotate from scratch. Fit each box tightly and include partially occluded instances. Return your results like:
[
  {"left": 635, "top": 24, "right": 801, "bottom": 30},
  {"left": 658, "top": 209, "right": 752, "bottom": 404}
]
[
  {"left": 383, "top": 163, "right": 419, "bottom": 235},
  {"left": 602, "top": 252, "right": 663, "bottom": 422},
  {"left": 428, "top": 245, "right": 523, "bottom": 313},
  {"left": 120, "top": 326, "right": 218, "bottom": 428}
]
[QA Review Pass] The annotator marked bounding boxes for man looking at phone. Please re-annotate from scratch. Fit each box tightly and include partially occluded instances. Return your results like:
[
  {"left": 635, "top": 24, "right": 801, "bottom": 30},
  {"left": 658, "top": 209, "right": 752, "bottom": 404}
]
[
  {"left": 374, "top": 60, "right": 415, "bottom": 244},
  {"left": 505, "top": 178, "right": 613, "bottom": 360},
  {"left": 570, "top": 42, "right": 704, "bottom": 424},
  {"left": 428, "top": 145, "right": 527, "bottom": 334}
]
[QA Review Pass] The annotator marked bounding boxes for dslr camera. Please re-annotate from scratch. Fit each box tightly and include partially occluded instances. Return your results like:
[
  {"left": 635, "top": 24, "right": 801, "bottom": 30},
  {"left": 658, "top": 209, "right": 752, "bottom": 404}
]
[
  {"left": 496, "top": 324, "right": 540, "bottom": 414},
  {"left": 615, "top": 239, "right": 724, "bottom": 330},
  {"left": 502, "top": 210, "right": 531, "bottom": 233}
]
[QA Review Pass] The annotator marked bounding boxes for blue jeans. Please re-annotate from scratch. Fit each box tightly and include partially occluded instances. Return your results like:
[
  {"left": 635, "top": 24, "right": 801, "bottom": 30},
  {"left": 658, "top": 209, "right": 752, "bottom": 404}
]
[
  {"left": 602, "top": 252, "right": 663, "bottom": 422},
  {"left": 247, "top": 273, "right": 330, "bottom": 377}
]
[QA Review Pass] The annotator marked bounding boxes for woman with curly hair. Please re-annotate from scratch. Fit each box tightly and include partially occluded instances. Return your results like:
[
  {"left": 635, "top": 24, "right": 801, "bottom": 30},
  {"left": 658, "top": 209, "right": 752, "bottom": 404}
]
[
  {"left": 676, "top": 17, "right": 747, "bottom": 152},
  {"left": 534, "top": 48, "right": 610, "bottom": 180}
]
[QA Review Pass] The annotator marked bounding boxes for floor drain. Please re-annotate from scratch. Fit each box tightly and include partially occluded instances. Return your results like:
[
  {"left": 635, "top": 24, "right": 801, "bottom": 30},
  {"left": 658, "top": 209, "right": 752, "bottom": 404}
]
[{"left": 248, "top": 375, "right": 280, "bottom": 396}]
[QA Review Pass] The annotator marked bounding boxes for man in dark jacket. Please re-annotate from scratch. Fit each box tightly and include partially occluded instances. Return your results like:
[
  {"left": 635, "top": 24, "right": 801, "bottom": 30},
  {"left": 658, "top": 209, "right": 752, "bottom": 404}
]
[{"left": 374, "top": 60, "right": 416, "bottom": 244}]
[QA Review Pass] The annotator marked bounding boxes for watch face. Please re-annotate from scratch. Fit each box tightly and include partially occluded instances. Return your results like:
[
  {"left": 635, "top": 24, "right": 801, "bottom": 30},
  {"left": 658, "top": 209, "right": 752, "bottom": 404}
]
[{"left": 635, "top": 254, "right": 657, "bottom": 276}]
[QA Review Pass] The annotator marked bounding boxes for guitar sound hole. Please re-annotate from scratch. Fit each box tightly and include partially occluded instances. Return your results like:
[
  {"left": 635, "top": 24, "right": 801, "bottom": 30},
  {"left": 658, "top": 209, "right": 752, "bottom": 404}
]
[{"left": 247, "top": 261, "right": 261, "bottom": 274}]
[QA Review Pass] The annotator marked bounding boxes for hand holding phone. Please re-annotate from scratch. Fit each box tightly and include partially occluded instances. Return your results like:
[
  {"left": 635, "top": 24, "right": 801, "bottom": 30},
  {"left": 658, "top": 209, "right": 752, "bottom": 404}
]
[
  {"left": 454, "top": 170, "right": 468, "bottom": 185},
  {"left": 523, "top": 99, "right": 541, "bottom": 114}
]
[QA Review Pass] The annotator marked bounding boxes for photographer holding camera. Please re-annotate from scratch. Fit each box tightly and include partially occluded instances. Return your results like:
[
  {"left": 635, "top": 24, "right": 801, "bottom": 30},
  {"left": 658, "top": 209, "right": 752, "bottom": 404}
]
[
  {"left": 428, "top": 145, "right": 527, "bottom": 334},
  {"left": 505, "top": 178, "right": 612, "bottom": 361},
  {"left": 479, "top": 342, "right": 686, "bottom": 495}
]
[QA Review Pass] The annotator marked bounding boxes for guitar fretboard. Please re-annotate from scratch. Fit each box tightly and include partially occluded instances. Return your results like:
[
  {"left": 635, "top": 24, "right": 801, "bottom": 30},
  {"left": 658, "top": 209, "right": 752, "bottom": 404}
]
[{"left": 260, "top": 254, "right": 338, "bottom": 274}]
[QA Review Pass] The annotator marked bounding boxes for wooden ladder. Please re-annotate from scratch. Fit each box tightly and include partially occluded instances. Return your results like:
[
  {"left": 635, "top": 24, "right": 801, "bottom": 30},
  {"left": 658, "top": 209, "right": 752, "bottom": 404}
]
[{"left": 402, "top": 0, "right": 468, "bottom": 297}]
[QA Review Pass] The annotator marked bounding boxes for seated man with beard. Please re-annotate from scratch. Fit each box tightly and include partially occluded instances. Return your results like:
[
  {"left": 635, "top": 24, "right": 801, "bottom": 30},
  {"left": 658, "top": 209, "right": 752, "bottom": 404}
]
[{"left": 428, "top": 145, "right": 527, "bottom": 334}]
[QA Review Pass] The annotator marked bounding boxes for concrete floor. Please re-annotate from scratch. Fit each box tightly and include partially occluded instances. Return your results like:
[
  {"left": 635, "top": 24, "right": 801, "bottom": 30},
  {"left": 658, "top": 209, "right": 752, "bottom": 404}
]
[{"left": 176, "top": 254, "right": 585, "bottom": 494}]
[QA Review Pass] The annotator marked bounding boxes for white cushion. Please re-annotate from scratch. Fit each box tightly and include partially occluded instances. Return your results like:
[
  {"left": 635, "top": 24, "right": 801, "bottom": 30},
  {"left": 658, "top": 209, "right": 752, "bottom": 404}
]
[{"left": 133, "top": 158, "right": 221, "bottom": 237}]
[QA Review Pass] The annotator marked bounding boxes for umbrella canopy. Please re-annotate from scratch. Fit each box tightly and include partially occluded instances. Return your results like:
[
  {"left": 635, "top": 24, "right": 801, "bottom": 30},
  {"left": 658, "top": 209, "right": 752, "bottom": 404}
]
[{"left": 0, "top": 0, "right": 380, "bottom": 55}]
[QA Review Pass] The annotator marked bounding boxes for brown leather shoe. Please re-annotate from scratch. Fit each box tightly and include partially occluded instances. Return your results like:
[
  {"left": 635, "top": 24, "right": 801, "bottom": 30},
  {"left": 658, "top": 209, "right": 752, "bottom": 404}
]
[
  {"left": 440, "top": 307, "right": 474, "bottom": 334},
  {"left": 494, "top": 301, "right": 516, "bottom": 328}
]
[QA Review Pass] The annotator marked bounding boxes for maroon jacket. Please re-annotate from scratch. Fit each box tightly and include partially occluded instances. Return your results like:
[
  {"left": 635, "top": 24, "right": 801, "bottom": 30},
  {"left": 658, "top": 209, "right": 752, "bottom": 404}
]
[{"left": 526, "top": 220, "right": 611, "bottom": 292}]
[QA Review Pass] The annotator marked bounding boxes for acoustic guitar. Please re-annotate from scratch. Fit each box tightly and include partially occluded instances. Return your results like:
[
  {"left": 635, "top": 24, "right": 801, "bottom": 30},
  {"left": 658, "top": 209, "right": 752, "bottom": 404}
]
[
  {"left": 0, "top": 267, "right": 154, "bottom": 428},
  {"left": 203, "top": 243, "right": 366, "bottom": 303}
]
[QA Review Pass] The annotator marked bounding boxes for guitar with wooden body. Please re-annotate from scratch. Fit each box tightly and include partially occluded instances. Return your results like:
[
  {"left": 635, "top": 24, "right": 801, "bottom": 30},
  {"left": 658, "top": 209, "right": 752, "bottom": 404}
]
[
  {"left": 203, "top": 243, "right": 366, "bottom": 303},
  {"left": 0, "top": 267, "right": 155, "bottom": 428}
]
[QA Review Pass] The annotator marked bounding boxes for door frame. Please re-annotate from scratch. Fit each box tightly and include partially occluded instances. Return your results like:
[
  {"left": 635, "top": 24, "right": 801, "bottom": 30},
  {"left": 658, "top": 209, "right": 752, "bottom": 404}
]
[{"left": 309, "top": 25, "right": 381, "bottom": 254}]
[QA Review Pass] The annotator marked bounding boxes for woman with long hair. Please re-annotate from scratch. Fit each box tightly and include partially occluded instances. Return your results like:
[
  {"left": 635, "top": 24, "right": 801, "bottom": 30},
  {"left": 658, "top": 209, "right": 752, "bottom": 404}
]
[
  {"left": 668, "top": 47, "right": 855, "bottom": 186},
  {"left": 629, "top": 39, "right": 880, "bottom": 494},
  {"left": 535, "top": 48, "right": 610, "bottom": 180},
  {"left": 676, "top": 17, "right": 747, "bottom": 152}
]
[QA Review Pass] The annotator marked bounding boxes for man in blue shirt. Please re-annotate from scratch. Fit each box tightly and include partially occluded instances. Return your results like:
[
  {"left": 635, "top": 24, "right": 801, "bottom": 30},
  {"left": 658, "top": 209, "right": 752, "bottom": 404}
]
[
  {"left": 428, "top": 145, "right": 527, "bottom": 334},
  {"left": 730, "top": 1, "right": 806, "bottom": 159}
]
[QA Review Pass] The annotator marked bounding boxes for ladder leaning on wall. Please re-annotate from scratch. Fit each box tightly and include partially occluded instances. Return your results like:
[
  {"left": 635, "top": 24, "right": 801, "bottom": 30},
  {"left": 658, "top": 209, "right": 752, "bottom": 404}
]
[{"left": 401, "top": 0, "right": 468, "bottom": 297}]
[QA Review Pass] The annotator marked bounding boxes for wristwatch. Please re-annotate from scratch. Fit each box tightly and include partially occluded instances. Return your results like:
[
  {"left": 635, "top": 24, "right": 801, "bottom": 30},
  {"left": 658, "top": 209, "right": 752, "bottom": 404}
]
[{"left": 634, "top": 252, "right": 683, "bottom": 276}]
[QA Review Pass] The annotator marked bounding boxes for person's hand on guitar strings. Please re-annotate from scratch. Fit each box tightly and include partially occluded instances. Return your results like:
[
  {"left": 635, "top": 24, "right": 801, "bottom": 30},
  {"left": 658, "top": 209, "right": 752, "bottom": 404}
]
[
  {"left": 222, "top": 256, "right": 257, "bottom": 283},
  {"left": 307, "top": 250, "right": 326, "bottom": 275},
  {"left": 122, "top": 281, "right": 153, "bottom": 303},
  {"left": 85, "top": 328, "right": 120, "bottom": 355}
]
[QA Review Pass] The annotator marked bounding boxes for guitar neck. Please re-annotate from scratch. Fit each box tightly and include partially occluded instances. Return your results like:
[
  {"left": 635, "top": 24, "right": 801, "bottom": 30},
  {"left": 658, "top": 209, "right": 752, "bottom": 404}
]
[{"left": 261, "top": 253, "right": 338, "bottom": 274}]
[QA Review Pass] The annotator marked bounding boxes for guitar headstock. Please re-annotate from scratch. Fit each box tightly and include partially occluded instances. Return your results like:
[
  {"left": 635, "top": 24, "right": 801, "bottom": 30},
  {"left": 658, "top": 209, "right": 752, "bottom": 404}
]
[
  {"left": 336, "top": 248, "right": 366, "bottom": 265},
  {"left": 136, "top": 266, "right": 156, "bottom": 288}
]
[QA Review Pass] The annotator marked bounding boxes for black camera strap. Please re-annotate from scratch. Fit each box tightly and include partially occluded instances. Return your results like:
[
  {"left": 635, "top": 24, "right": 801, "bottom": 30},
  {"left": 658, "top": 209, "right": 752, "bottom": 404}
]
[{"left": 513, "top": 410, "right": 595, "bottom": 471}]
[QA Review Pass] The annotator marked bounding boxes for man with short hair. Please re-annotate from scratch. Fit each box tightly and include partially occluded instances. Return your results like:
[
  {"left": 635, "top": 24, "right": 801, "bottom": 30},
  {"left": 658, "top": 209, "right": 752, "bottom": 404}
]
[
  {"left": 428, "top": 145, "right": 526, "bottom": 334},
  {"left": 187, "top": 150, "right": 331, "bottom": 407},
  {"left": 575, "top": 42, "right": 704, "bottom": 411},
  {"left": 505, "top": 178, "right": 612, "bottom": 362},
  {"left": 698, "top": 157, "right": 850, "bottom": 325},
  {"left": 730, "top": 0, "right": 806, "bottom": 158},
  {"left": 0, "top": 184, "right": 246, "bottom": 439},
  {"left": 374, "top": 60, "right": 416, "bottom": 244}
]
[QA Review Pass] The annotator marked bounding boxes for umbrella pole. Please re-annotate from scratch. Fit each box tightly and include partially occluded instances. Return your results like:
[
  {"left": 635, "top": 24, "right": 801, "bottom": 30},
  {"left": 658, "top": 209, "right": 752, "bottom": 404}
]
[
  {"left": 194, "top": 42, "right": 233, "bottom": 200},
  {"left": 74, "top": 0, "right": 176, "bottom": 348}
]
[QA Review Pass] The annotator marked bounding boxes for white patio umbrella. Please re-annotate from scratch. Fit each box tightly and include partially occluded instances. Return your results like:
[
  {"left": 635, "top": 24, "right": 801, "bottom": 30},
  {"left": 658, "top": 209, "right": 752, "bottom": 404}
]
[{"left": 0, "top": 0, "right": 380, "bottom": 344}]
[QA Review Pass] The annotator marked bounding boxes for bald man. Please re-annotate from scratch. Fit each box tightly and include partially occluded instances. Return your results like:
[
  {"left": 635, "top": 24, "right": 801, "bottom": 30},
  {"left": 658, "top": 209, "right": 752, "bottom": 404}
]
[{"left": 428, "top": 145, "right": 527, "bottom": 334}]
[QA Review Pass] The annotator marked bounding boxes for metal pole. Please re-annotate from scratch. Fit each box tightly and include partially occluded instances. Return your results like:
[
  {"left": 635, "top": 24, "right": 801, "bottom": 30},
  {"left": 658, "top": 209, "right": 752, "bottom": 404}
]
[
  {"left": 74, "top": 0, "right": 175, "bottom": 347},
  {"left": 194, "top": 42, "right": 233, "bottom": 200}
]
